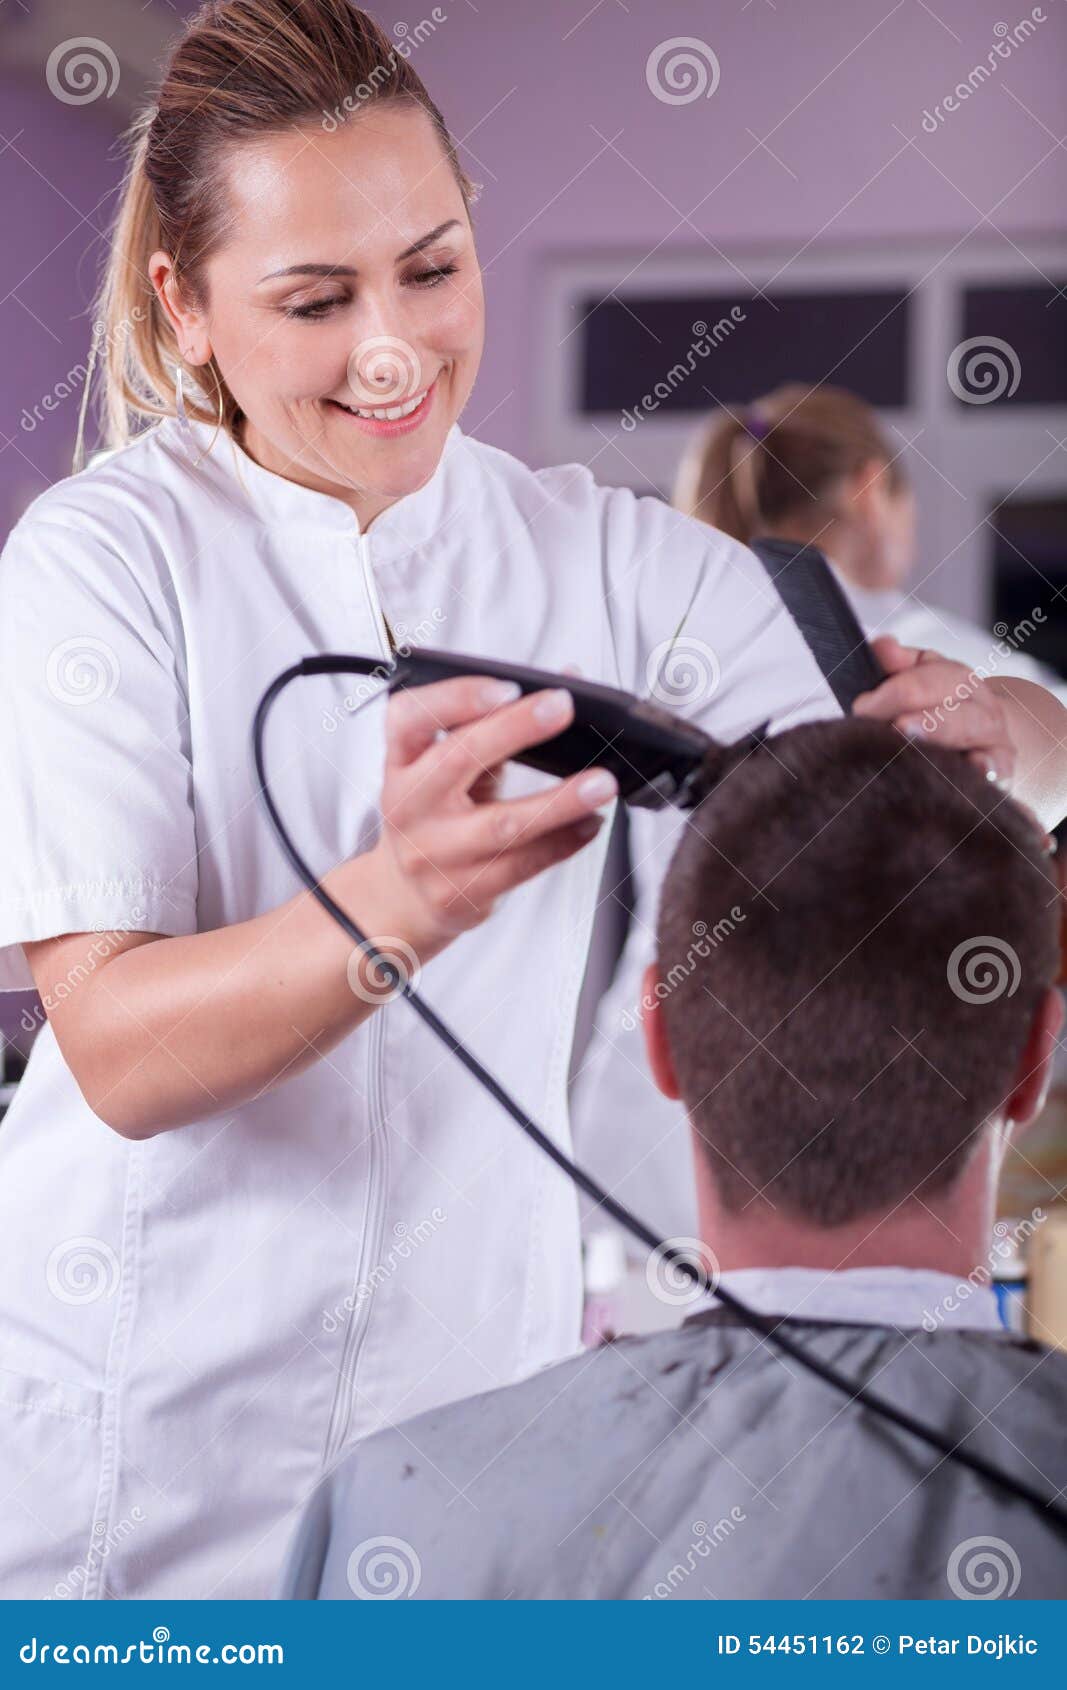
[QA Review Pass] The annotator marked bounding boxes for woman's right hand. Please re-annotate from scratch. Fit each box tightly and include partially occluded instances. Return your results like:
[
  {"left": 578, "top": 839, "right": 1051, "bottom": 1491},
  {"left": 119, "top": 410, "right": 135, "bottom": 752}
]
[{"left": 359, "top": 674, "right": 618, "bottom": 961}]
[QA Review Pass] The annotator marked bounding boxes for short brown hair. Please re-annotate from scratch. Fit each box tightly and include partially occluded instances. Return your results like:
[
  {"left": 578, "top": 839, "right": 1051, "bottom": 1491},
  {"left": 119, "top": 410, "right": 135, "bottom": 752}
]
[{"left": 656, "top": 719, "right": 1059, "bottom": 1226}]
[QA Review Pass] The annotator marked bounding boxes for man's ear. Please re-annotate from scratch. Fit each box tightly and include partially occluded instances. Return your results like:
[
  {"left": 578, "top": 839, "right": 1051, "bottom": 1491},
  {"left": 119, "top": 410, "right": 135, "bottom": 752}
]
[
  {"left": 640, "top": 962, "right": 682, "bottom": 1100},
  {"left": 1005, "top": 987, "right": 1064, "bottom": 1127}
]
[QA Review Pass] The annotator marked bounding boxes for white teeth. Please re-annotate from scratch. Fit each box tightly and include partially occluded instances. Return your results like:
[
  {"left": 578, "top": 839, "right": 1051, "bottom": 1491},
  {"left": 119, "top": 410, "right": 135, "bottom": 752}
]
[{"left": 338, "top": 390, "right": 426, "bottom": 421}]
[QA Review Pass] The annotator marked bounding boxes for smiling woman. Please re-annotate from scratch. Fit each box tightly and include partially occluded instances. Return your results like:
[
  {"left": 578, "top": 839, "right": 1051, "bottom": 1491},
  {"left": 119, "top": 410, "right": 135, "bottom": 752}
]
[{"left": 86, "top": 2, "right": 483, "bottom": 523}]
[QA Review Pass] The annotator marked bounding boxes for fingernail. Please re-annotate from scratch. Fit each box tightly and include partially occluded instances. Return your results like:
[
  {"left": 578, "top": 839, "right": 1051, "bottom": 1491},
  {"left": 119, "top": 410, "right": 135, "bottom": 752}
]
[
  {"left": 578, "top": 769, "right": 618, "bottom": 805},
  {"left": 533, "top": 688, "right": 573, "bottom": 726},
  {"left": 901, "top": 719, "right": 925, "bottom": 739},
  {"left": 481, "top": 679, "right": 521, "bottom": 707}
]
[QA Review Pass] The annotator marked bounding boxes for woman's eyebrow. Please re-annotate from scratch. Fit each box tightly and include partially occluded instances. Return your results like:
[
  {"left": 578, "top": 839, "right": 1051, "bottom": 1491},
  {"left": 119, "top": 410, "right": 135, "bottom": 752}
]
[{"left": 257, "top": 221, "right": 462, "bottom": 284}]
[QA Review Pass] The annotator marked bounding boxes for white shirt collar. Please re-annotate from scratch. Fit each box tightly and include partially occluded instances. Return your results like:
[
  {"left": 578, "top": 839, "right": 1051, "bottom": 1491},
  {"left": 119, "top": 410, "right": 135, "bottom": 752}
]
[
  {"left": 166, "top": 414, "right": 471, "bottom": 563},
  {"left": 695, "top": 1265, "right": 1003, "bottom": 1332}
]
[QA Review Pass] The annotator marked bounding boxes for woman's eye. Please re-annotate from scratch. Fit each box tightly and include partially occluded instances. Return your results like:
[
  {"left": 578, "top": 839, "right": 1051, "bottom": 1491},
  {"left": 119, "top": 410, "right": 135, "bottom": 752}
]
[
  {"left": 408, "top": 262, "right": 458, "bottom": 288},
  {"left": 284, "top": 297, "right": 343, "bottom": 322}
]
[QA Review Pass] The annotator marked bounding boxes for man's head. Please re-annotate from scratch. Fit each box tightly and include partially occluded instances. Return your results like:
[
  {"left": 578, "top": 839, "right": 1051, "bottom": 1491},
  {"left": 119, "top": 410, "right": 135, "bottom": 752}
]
[{"left": 641, "top": 718, "right": 1061, "bottom": 1254}]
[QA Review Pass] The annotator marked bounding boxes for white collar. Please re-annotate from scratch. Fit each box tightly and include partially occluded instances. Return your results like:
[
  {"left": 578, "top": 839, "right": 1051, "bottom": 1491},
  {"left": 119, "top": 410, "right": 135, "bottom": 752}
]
[
  {"left": 698, "top": 1265, "right": 1003, "bottom": 1332},
  {"left": 165, "top": 413, "right": 472, "bottom": 563}
]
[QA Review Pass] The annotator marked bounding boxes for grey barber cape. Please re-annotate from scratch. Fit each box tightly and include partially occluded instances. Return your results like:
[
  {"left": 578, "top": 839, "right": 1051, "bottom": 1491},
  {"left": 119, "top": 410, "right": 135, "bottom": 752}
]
[{"left": 279, "top": 1271, "right": 1067, "bottom": 1600}]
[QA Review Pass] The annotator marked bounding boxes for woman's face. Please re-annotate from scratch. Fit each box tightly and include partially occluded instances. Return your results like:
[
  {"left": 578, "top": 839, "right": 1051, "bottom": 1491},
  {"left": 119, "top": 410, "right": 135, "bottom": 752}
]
[{"left": 170, "top": 102, "right": 484, "bottom": 522}]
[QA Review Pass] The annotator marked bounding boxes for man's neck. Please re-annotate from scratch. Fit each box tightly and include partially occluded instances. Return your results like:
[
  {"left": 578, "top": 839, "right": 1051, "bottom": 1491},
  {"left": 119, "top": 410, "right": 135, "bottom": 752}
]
[{"left": 697, "top": 1142, "right": 997, "bottom": 1281}]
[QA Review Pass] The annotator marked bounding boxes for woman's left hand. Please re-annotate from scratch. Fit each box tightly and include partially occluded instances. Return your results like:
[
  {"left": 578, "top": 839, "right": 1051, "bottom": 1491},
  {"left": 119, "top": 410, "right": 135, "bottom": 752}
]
[{"left": 851, "top": 634, "right": 1015, "bottom": 788}]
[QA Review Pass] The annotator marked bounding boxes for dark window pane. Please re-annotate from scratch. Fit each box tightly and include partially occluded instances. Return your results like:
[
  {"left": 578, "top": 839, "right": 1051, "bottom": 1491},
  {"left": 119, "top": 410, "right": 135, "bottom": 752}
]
[
  {"left": 579, "top": 290, "right": 910, "bottom": 414},
  {"left": 989, "top": 495, "right": 1067, "bottom": 679},
  {"left": 957, "top": 285, "right": 1067, "bottom": 406}
]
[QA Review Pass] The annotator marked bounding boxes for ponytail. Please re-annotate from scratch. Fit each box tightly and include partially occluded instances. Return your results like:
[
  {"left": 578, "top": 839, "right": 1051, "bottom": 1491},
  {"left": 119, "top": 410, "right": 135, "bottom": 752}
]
[{"left": 673, "top": 383, "right": 907, "bottom": 546}]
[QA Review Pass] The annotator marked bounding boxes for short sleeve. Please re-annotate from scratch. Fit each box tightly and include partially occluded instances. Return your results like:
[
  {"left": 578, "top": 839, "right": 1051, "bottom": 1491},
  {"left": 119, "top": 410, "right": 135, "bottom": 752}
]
[
  {"left": 598, "top": 485, "right": 841, "bottom": 743},
  {"left": 0, "top": 518, "right": 199, "bottom": 991}
]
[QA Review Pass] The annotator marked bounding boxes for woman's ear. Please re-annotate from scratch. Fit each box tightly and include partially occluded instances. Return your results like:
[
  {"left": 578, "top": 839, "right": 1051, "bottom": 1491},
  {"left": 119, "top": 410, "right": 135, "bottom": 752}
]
[
  {"left": 640, "top": 963, "right": 682, "bottom": 1100},
  {"left": 147, "top": 250, "right": 211, "bottom": 366}
]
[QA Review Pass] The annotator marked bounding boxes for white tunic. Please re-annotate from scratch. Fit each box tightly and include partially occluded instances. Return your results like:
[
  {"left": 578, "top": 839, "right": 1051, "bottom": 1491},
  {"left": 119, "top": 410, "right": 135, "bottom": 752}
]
[{"left": 0, "top": 414, "right": 835, "bottom": 1598}]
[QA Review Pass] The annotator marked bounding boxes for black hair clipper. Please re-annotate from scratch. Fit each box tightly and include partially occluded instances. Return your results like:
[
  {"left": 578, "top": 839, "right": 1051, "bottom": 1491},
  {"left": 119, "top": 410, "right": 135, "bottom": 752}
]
[{"left": 302, "top": 539, "right": 885, "bottom": 811}]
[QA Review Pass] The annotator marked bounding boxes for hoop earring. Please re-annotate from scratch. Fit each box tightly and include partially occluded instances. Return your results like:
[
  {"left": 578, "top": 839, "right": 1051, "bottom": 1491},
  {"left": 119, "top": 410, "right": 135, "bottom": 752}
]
[{"left": 175, "top": 360, "right": 225, "bottom": 468}]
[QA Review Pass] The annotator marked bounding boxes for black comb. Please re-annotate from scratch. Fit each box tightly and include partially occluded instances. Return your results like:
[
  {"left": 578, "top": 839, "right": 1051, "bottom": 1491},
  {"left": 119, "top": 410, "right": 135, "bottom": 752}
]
[{"left": 750, "top": 537, "right": 886, "bottom": 710}]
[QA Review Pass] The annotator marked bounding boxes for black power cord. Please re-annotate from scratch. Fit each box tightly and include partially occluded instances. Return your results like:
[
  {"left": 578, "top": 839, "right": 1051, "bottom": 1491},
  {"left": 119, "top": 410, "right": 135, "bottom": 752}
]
[{"left": 254, "top": 656, "right": 1067, "bottom": 1534}]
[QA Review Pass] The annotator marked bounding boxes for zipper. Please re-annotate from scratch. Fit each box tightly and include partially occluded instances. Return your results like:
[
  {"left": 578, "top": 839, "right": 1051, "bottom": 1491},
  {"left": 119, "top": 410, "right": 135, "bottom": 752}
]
[
  {"left": 321, "top": 525, "right": 394, "bottom": 1466},
  {"left": 322, "top": 1003, "right": 391, "bottom": 1466},
  {"left": 357, "top": 529, "right": 397, "bottom": 657}
]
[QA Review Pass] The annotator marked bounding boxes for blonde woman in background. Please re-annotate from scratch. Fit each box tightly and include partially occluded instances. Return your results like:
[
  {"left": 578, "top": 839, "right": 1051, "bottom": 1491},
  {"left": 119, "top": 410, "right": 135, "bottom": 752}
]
[{"left": 572, "top": 384, "right": 1067, "bottom": 1295}]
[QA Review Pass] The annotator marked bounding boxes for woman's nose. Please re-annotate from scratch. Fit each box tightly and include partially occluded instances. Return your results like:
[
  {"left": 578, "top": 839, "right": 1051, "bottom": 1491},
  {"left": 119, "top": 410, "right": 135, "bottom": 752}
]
[{"left": 346, "top": 331, "right": 424, "bottom": 405}]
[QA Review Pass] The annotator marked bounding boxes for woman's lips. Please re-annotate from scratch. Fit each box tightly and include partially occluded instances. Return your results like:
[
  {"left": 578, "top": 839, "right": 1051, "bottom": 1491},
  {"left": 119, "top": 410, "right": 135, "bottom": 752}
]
[{"left": 326, "top": 377, "right": 436, "bottom": 438}]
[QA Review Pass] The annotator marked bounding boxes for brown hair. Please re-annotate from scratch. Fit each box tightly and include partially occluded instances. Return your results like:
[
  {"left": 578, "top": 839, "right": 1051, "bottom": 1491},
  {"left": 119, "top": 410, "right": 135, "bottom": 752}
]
[
  {"left": 75, "top": 0, "right": 476, "bottom": 469},
  {"left": 673, "top": 383, "right": 908, "bottom": 548},
  {"left": 656, "top": 719, "right": 1059, "bottom": 1227}
]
